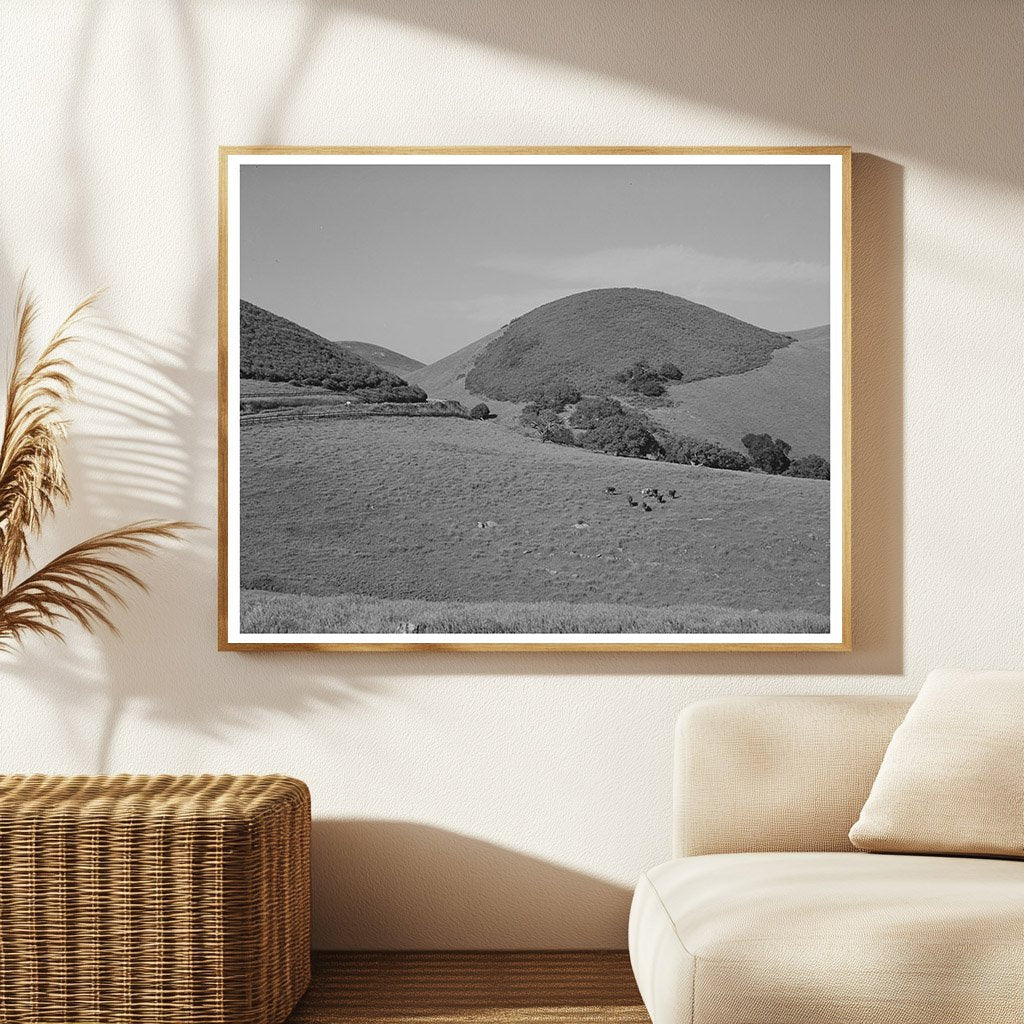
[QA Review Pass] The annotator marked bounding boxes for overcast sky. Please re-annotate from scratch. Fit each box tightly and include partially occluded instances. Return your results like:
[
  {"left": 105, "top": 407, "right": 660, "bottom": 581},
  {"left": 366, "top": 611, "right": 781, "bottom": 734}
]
[{"left": 240, "top": 162, "right": 830, "bottom": 365}]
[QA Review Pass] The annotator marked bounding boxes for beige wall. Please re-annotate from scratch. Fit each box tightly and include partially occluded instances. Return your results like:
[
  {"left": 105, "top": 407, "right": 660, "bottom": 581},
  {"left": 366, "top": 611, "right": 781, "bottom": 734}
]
[{"left": 1, "top": 1, "right": 1021, "bottom": 949}]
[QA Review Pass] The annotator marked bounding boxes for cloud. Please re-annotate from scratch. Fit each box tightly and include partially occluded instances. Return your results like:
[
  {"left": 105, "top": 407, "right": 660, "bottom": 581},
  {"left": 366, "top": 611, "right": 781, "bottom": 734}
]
[
  {"left": 429, "top": 244, "right": 829, "bottom": 334},
  {"left": 482, "top": 244, "right": 828, "bottom": 303}
]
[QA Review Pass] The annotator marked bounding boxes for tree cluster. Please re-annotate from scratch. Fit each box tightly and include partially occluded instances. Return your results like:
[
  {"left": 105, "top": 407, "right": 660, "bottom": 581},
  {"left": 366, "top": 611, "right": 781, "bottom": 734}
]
[
  {"left": 663, "top": 436, "right": 750, "bottom": 471},
  {"left": 518, "top": 391, "right": 831, "bottom": 479},
  {"left": 523, "top": 381, "right": 582, "bottom": 414},
  {"left": 785, "top": 454, "right": 831, "bottom": 479},
  {"left": 519, "top": 405, "right": 576, "bottom": 445},
  {"left": 614, "top": 360, "right": 684, "bottom": 397},
  {"left": 580, "top": 413, "right": 662, "bottom": 458},
  {"left": 740, "top": 434, "right": 830, "bottom": 479},
  {"left": 568, "top": 396, "right": 625, "bottom": 428},
  {"left": 355, "top": 384, "right": 428, "bottom": 403}
]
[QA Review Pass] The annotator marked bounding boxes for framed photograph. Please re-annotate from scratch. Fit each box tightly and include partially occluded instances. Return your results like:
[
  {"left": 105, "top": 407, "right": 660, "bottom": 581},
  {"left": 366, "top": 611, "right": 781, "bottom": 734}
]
[{"left": 219, "top": 147, "right": 850, "bottom": 651}]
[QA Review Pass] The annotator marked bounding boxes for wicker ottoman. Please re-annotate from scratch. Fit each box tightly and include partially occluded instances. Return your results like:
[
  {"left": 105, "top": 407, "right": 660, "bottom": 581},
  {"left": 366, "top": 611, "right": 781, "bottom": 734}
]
[{"left": 0, "top": 774, "right": 310, "bottom": 1024}]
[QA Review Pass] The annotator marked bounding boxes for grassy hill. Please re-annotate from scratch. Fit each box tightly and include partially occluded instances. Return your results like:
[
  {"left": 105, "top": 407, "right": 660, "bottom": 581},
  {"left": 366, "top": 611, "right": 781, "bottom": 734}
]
[
  {"left": 240, "top": 299, "right": 418, "bottom": 395},
  {"left": 407, "top": 328, "right": 501, "bottom": 396},
  {"left": 332, "top": 340, "right": 425, "bottom": 378},
  {"left": 406, "top": 329, "right": 526, "bottom": 424},
  {"left": 239, "top": 414, "right": 830, "bottom": 634},
  {"left": 651, "top": 324, "right": 831, "bottom": 458},
  {"left": 462, "top": 288, "right": 794, "bottom": 400}
]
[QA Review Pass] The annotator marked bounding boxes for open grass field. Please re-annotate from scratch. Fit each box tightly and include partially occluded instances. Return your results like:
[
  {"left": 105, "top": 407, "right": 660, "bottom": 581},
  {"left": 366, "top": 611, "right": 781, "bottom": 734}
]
[
  {"left": 651, "top": 325, "right": 830, "bottom": 457},
  {"left": 241, "top": 588, "right": 828, "bottom": 635},
  {"left": 239, "top": 416, "right": 830, "bottom": 634}
]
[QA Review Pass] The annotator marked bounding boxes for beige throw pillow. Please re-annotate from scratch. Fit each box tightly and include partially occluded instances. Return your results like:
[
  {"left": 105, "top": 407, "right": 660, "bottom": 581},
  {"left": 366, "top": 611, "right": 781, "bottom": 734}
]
[{"left": 850, "top": 669, "right": 1024, "bottom": 857}]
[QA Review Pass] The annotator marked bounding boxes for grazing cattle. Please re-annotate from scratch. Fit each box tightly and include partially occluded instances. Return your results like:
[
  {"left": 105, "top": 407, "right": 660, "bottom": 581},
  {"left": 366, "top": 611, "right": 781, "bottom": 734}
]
[
  {"left": 668, "top": 489, "right": 677, "bottom": 499},
  {"left": 627, "top": 496, "right": 638, "bottom": 507},
  {"left": 605, "top": 486, "right": 617, "bottom": 494},
  {"left": 641, "top": 502, "right": 653, "bottom": 512},
  {"left": 657, "top": 494, "right": 666, "bottom": 504}
]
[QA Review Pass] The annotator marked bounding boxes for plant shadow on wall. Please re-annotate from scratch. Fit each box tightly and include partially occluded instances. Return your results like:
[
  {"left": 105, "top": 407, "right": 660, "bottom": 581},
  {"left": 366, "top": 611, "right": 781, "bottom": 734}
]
[
  {"left": 0, "top": 0, "right": 383, "bottom": 772},
  {"left": 0, "top": 311, "right": 384, "bottom": 773}
]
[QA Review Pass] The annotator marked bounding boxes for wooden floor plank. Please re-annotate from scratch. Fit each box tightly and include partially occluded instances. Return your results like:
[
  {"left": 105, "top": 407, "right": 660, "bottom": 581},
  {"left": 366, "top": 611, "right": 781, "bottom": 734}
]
[{"left": 287, "top": 952, "right": 649, "bottom": 1024}]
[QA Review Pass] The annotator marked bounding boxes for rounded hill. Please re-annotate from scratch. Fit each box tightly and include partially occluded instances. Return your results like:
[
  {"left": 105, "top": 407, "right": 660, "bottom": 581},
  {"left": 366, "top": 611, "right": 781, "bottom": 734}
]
[
  {"left": 463, "top": 288, "right": 794, "bottom": 401},
  {"left": 240, "top": 300, "right": 419, "bottom": 397}
]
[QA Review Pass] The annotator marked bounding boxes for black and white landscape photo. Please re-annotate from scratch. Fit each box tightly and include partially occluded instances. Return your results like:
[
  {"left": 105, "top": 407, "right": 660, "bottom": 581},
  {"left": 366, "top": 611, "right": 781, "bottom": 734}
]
[{"left": 220, "top": 150, "right": 848, "bottom": 649}]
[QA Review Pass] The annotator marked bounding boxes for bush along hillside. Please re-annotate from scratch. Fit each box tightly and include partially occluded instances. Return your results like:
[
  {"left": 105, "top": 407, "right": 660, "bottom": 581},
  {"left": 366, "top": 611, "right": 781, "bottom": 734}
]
[
  {"left": 463, "top": 288, "right": 795, "bottom": 400},
  {"left": 615, "top": 360, "right": 684, "bottom": 397},
  {"left": 519, "top": 392, "right": 830, "bottom": 478},
  {"left": 240, "top": 300, "right": 426, "bottom": 401},
  {"left": 785, "top": 454, "right": 831, "bottom": 479}
]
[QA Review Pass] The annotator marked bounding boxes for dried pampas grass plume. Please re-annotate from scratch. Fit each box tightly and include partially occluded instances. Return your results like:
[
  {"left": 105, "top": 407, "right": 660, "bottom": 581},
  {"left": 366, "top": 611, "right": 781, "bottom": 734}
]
[{"left": 0, "top": 280, "right": 197, "bottom": 650}]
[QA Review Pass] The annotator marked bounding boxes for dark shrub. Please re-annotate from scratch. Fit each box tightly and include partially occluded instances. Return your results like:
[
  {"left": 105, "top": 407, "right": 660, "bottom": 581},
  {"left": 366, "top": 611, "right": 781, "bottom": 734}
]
[
  {"left": 616, "top": 359, "right": 680, "bottom": 395},
  {"left": 541, "top": 420, "right": 576, "bottom": 445},
  {"left": 568, "top": 396, "right": 624, "bottom": 428},
  {"left": 741, "top": 433, "right": 792, "bottom": 474},
  {"left": 434, "top": 399, "right": 469, "bottom": 415},
  {"left": 469, "top": 403, "right": 491, "bottom": 419},
  {"left": 528, "top": 381, "right": 582, "bottom": 413},
  {"left": 615, "top": 361, "right": 653, "bottom": 387},
  {"left": 785, "top": 454, "right": 830, "bottom": 479},
  {"left": 391, "top": 385, "right": 428, "bottom": 403},
  {"left": 582, "top": 415, "right": 662, "bottom": 459},
  {"left": 357, "top": 384, "right": 427, "bottom": 403},
  {"left": 664, "top": 436, "right": 750, "bottom": 472},
  {"left": 520, "top": 404, "right": 552, "bottom": 428}
]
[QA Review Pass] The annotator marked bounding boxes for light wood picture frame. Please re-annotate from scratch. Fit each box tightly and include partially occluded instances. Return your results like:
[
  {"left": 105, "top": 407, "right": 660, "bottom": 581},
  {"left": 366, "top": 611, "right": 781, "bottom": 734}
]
[{"left": 219, "top": 147, "right": 851, "bottom": 651}]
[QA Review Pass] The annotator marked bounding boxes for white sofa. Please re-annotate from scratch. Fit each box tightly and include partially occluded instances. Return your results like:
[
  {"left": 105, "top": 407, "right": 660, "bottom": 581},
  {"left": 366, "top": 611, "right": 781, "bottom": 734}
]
[{"left": 628, "top": 695, "right": 1024, "bottom": 1024}]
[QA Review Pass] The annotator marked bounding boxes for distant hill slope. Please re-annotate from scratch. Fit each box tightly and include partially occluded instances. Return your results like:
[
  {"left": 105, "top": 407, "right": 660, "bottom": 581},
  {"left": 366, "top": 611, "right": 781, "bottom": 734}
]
[
  {"left": 407, "top": 328, "right": 503, "bottom": 398},
  {"left": 462, "top": 288, "right": 794, "bottom": 400},
  {"left": 651, "top": 324, "right": 831, "bottom": 457},
  {"left": 332, "top": 340, "right": 424, "bottom": 378},
  {"left": 406, "top": 329, "right": 530, "bottom": 425},
  {"left": 240, "top": 300, "right": 411, "bottom": 392}
]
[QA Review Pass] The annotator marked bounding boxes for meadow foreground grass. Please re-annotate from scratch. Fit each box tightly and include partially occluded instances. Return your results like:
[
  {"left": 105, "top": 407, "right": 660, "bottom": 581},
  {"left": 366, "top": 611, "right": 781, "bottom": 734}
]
[
  {"left": 241, "top": 589, "right": 829, "bottom": 635},
  {"left": 239, "top": 415, "right": 831, "bottom": 632}
]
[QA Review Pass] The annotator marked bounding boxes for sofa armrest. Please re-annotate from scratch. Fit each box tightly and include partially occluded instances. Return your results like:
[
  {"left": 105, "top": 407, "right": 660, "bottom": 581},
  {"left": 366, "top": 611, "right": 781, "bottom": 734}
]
[{"left": 674, "top": 695, "right": 912, "bottom": 857}]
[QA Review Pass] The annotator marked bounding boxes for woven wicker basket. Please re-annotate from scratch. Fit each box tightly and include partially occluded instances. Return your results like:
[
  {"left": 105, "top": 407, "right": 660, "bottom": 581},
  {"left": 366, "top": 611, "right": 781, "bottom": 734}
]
[{"left": 0, "top": 774, "right": 310, "bottom": 1024}]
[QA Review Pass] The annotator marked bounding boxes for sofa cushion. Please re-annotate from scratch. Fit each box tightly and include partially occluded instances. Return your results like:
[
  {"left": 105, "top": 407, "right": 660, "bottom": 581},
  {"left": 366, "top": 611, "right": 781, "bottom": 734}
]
[
  {"left": 629, "top": 852, "right": 1024, "bottom": 1024},
  {"left": 849, "top": 668, "right": 1024, "bottom": 857}
]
